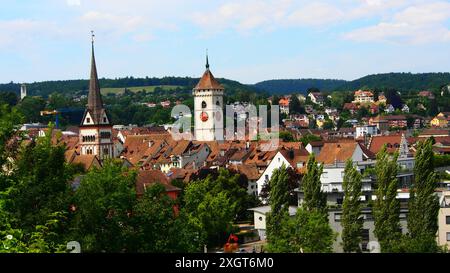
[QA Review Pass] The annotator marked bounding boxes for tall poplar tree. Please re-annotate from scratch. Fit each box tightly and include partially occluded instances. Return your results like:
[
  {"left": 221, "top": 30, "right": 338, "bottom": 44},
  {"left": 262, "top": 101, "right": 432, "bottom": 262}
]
[
  {"left": 302, "top": 154, "right": 327, "bottom": 213},
  {"left": 373, "top": 146, "right": 401, "bottom": 252},
  {"left": 406, "top": 139, "right": 440, "bottom": 252},
  {"left": 266, "top": 164, "right": 291, "bottom": 252},
  {"left": 341, "top": 159, "right": 363, "bottom": 253}
]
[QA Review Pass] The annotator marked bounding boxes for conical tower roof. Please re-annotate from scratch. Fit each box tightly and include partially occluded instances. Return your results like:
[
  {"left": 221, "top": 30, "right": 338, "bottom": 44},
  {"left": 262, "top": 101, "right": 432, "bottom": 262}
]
[{"left": 194, "top": 54, "right": 224, "bottom": 90}]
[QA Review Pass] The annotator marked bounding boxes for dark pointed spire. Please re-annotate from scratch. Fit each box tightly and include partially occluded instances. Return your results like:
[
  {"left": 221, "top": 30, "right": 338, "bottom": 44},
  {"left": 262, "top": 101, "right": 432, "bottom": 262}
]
[
  {"left": 206, "top": 49, "right": 209, "bottom": 70},
  {"left": 87, "top": 30, "right": 103, "bottom": 111}
]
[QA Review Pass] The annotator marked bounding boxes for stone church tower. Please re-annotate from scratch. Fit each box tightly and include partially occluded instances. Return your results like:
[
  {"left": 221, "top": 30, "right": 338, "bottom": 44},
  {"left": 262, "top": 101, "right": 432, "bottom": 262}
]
[
  {"left": 193, "top": 55, "right": 224, "bottom": 141},
  {"left": 79, "top": 33, "right": 113, "bottom": 159}
]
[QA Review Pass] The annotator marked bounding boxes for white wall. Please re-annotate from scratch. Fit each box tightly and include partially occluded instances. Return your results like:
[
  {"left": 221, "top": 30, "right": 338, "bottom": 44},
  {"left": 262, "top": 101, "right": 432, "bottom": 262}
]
[{"left": 256, "top": 152, "right": 292, "bottom": 196}]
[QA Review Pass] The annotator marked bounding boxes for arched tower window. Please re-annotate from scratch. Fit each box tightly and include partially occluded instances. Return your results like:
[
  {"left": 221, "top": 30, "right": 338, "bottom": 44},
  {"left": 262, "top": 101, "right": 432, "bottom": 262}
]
[{"left": 202, "top": 101, "right": 207, "bottom": 108}]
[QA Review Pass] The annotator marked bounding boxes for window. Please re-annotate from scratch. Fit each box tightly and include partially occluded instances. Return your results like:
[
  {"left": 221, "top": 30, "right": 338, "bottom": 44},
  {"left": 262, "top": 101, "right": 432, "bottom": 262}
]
[
  {"left": 216, "top": 100, "right": 220, "bottom": 106},
  {"left": 446, "top": 216, "right": 450, "bottom": 225},
  {"left": 259, "top": 216, "right": 263, "bottom": 222},
  {"left": 447, "top": 232, "right": 450, "bottom": 242},
  {"left": 86, "top": 118, "right": 90, "bottom": 123},
  {"left": 103, "top": 117, "right": 107, "bottom": 123},
  {"left": 202, "top": 101, "right": 207, "bottom": 108}
]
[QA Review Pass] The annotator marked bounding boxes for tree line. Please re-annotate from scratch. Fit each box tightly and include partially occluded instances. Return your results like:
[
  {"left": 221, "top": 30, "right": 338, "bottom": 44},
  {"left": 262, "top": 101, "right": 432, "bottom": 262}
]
[
  {"left": 265, "top": 139, "right": 444, "bottom": 253},
  {"left": 0, "top": 103, "right": 259, "bottom": 252}
]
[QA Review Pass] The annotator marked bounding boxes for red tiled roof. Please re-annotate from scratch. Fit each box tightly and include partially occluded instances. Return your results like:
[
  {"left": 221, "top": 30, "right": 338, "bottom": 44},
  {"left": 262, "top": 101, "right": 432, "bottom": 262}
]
[
  {"left": 136, "top": 169, "right": 180, "bottom": 196},
  {"left": 229, "top": 164, "right": 260, "bottom": 181},
  {"left": 316, "top": 142, "right": 359, "bottom": 164},
  {"left": 368, "top": 134, "right": 402, "bottom": 154},
  {"left": 71, "top": 154, "right": 101, "bottom": 171},
  {"left": 194, "top": 69, "right": 224, "bottom": 90}
]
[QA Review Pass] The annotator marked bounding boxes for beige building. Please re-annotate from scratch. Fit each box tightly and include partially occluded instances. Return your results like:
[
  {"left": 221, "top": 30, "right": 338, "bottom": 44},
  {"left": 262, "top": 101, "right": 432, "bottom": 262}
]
[
  {"left": 353, "top": 90, "right": 374, "bottom": 104},
  {"left": 438, "top": 191, "right": 450, "bottom": 248}
]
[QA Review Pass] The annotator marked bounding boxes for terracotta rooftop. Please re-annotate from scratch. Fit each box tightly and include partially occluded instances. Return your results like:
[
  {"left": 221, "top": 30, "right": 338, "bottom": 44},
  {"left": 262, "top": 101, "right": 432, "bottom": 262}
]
[
  {"left": 316, "top": 142, "right": 359, "bottom": 164},
  {"left": 279, "top": 147, "right": 310, "bottom": 167},
  {"left": 368, "top": 134, "right": 403, "bottom": 154},
  {"left": 229, "top": 164, "right": 260, "bottom": 181},
  {"left": 194, "top": 69, "right": 224, "bottom": 90},
  {"left": 71, "top": 154, "right": 101, "bottom": 171},
  {"left": 136, "top": 169, "right": 180, "bottom": 196}
]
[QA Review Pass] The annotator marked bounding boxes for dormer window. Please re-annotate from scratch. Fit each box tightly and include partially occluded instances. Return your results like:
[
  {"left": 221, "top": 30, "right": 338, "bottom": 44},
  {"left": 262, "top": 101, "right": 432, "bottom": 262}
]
[
  {"left": 87, "top": 118, "right": 91, "bottom": 123},
  {"left": 103, "top": 117, "right": 107, "bottom": 123}
]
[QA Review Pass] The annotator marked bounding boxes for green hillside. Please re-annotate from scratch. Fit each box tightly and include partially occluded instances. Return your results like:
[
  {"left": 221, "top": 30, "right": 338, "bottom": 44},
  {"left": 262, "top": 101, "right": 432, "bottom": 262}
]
[
  {"left": 253, "top": 72, "right": 450, "bottom": 94},
  {"left": 101, "top": 85, "right": 181, "bottom": 95}
]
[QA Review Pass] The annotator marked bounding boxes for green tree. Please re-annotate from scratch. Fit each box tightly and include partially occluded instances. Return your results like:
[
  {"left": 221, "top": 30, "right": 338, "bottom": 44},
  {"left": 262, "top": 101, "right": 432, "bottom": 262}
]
[
  {"left": 130, "top": 183, "right": 177, "bottom": 252},
  {"left": 16, "top": 96, "right": 46, "bottom": 123},
  {"left": 279, "top": 131, "right": 294, "bottom": 142},
  {"left": 71, "top": 160, "right": 137, "bottom": 252},
  {"left": 0, "top": 212, "right": 68, "bottom": 253},
  {"left": 341, "top": 159, "right": 363, "bottom": 252},
  {"left": 289, "top": 95, "right": 304, "bottom": 114},
  {"left": 373, "top": 146, "right": 402, "bottom": 252},
  {"left": 0, "top": 104, "right": 23, "bottom": 179},
  {"left": 302, "top": 154, "right": 326, "bottom": 213},
  {"left": 266, "top": 165, "right": 292, "bottom": 252},
  {"left": 289, "top": 207, "right": 335, "bottom": 253},
  {"left": 300, "top": 134, "right": 322, "bottom": 146},
  {"left": 183, "top": 170, "right": 239, "bottom": 248},
  {"left": 0, "top": 92, "right": 19, "bottom": 106},
  {"left": 5, "top": 125, "right": 72, "bottom": 231},
  {"left": 406, "top": 139, "right": 440, "bottom": 252}
]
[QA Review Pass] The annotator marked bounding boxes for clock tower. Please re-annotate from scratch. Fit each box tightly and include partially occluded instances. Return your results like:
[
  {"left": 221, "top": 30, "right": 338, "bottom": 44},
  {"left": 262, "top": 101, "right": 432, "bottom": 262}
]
[
  {"left": 79, "top": 32, "right": 114, "bottom": 159},
  {"left": 193, "top": 54, "right": 224, "bottom": 141}
]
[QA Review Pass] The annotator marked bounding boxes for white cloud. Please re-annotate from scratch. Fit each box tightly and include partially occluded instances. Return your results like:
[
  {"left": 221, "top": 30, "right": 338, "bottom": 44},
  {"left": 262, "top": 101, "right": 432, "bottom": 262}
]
[
  {"left": 0, "top": 19, "right": 60, "bottom": 48},
  {"left": 344, "top": 1, "right": 450, "bottom": 44},
  {"left": 286, "top": 2, "right": 345, "bottom": 27},
  {"left": 67, "top": 0, "right": 81, "bottom": 6}
]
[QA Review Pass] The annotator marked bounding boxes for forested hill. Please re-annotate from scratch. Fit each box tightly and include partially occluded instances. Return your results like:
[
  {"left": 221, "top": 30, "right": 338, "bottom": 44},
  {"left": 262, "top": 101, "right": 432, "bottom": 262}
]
[
  {"left": 253, "top": 79, "right": 347, "bottom": 94},
  {"left": 253, "top": 72, "right": 450, "bottom": 94},
  {"left": 0, "top": 76, "right": 261, "bottom": 98},
  {"left": 335, "top": 72, "right": 450, "bottom": 92},
  {"left": 2, "top": 72, "right": 450, "bottom": 98}
]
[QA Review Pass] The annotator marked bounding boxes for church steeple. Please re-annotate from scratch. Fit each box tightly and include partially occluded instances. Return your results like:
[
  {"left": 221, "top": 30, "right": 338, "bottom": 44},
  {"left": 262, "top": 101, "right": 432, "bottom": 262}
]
[
  {"left": 87, "top": 31, "right": 103, "bottom": 111},
  {"left": 206, "top": 49, "right": 209, "bottom": 70},
  {"left": 79, "top": 31, "right": 114, "bottom": 159}
]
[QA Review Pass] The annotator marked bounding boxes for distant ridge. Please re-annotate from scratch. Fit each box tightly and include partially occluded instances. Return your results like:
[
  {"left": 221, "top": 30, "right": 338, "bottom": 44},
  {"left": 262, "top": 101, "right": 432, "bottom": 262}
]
[
  {"left": 253, "top": 72, "right": 450, "bottom": 94},
  {"left": 1, "top": 72, "right": 450, "bottom": 97},
  {"left": 253, "top": 79, "right": 347, "bottom": 94}
]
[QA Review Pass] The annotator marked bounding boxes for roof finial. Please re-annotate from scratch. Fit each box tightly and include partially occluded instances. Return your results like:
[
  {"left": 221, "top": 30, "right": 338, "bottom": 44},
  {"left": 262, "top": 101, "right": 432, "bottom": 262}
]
[
  {"left": 91, "top": 30, "right": 95, "bottom": 45},
  {"left": 206, "top": 49, "right": 209, "bottom": 70}
]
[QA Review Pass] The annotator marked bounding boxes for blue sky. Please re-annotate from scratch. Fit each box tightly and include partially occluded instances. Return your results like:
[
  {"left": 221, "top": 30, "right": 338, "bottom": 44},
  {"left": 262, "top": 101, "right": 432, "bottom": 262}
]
[{"left": 1, "top": 0, "right": 450, "bottom": 84}]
